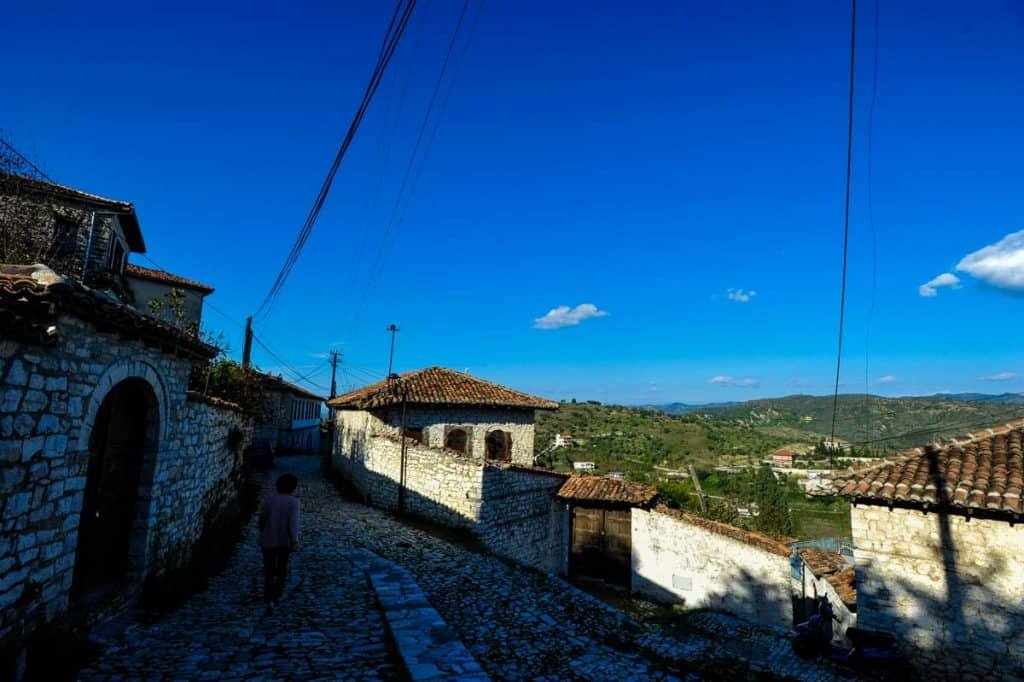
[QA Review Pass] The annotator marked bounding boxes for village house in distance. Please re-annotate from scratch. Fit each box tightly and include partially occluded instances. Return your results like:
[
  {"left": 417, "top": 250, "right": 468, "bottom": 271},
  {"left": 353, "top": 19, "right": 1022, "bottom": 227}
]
[
  {"left": 253, "top": 372, "right": 324, "bottom": 455},
  {"left": 0, "top": 176, "right": 251, "bottom": 665}
]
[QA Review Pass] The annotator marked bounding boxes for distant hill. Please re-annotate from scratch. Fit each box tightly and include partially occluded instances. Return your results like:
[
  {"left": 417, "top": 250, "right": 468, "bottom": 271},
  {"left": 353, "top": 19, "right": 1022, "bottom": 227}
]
[
  {"left": 649, "top": 401, "right": 740, "bottom": 414},
  {"left": 672, "top": 393, "right": 1024, "bottom": 450}
]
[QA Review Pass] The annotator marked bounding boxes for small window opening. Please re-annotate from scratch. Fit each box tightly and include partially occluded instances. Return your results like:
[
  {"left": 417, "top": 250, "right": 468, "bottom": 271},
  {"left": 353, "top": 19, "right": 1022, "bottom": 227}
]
[
  {"left": 445, "top": 428, "right": 468, "bottom": 455},
  {"left": 485, "top": 430, "right": 513, "bottom": 462}
]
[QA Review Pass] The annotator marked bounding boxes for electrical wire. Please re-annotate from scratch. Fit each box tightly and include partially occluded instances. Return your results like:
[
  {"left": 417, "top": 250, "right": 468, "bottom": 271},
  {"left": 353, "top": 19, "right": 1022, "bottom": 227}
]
[
  {"left": 351, "top": 0, "right": 483, "bottom": 329},
  {"left": 252, "top": 334, "right": 331, "bottom": 390},
  {"left": 256, "top": 0, "right": 419, "bottom": 320},
  {"left": 830, "top": 0, "right": 858, "bottom": 449}
]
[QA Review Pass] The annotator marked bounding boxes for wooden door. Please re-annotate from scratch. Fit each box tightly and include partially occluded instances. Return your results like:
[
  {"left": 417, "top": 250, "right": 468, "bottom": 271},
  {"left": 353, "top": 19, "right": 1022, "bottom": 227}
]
[{"left": 570, "top": 506, "right": 631, "bottom": 586}]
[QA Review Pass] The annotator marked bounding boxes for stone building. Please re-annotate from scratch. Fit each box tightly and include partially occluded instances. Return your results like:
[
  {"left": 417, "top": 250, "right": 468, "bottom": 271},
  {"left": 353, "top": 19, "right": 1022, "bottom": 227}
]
[
  {"left": 253, "top": 373, "right": 324, "bottom": 455},
  {"left": 124, "top": 263, "right": 214, "bottom": 330},
  {"left": 1, "top": 175, "right": 145, "bottom": 297},
  {"left": 329, "top": 367, "right": 567, "bottom": 571},
  {"left": 796, "top": 547, "right": 856, "bottom": 642},
  {"left": 829, "top": 420, "right": 1024, "bottom": 679},
  {"left": 0, "top": 178, "right": 251, "bottom": 668}
]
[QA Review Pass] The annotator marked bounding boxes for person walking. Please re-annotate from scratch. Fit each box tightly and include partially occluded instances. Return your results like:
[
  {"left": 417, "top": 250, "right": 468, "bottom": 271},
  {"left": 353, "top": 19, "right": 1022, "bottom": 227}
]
[{"left": 258, "top": 473, "right": 300, "bottom": 611}]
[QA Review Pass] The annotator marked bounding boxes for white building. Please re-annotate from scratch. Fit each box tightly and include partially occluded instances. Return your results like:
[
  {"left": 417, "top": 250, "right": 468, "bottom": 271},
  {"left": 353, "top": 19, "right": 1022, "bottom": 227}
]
[{"left": 572, "top": 461, "right": 596, "bottom": 472}]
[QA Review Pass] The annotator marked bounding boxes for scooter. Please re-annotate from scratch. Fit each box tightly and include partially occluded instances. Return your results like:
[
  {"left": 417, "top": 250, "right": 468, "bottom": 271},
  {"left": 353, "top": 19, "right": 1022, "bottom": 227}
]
[{"left": 792, "top": 615, "right": 910, "bottom": 679}]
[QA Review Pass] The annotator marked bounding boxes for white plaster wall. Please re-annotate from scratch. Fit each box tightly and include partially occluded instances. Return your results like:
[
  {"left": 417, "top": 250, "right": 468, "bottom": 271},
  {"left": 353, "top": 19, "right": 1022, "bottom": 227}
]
[
  {"left": 852, "top": 504, "right": 1024, "bottom": 680},
  {"left": 631, "top": 508, "right": 794, "bottom": 629}
]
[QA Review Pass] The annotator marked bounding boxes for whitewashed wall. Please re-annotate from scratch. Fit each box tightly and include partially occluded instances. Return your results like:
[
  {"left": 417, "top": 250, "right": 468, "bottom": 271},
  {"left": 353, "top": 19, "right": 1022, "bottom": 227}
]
[{"left": 631, "top": 507, "right": 794, "bottom": 629}]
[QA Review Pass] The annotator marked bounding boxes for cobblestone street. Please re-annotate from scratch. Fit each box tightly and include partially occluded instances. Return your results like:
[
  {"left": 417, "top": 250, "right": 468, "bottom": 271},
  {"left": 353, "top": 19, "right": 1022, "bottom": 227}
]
[{"left": 82, "top": 456, "right": 843, "bottom": 681}]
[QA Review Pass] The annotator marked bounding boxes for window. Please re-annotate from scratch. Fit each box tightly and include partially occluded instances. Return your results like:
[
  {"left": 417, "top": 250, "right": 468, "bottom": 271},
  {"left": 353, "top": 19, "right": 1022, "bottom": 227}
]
[
  {"left": 50, "top": 215, "right": 79, "bottom": 260},
  {"left": 444, "top": 428, "right": 468, "bottom": 455},
  {"left": 485, "top": 430, "right": 513, "bottom": 462},
  {"left": 107, "top": 235, "right": 126, "bottom": 273},
  {"left": 403, "top": 427, "right": 425, "bottom": 446}
]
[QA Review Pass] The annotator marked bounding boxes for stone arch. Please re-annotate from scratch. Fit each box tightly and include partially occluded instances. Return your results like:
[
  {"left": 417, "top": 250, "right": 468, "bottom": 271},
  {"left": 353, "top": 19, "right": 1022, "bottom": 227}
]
[
  {"left": 73, "top": 376, "right": 162, "bottom": 600},
  {"left": 485, "top": 429, "right": 513, "bottom": 462},
  {"left": 444, "top": 427, "right": 469, "bottom": 455},
  {"left": 78, "top": 359, "right": 169, "bottom": 452}
]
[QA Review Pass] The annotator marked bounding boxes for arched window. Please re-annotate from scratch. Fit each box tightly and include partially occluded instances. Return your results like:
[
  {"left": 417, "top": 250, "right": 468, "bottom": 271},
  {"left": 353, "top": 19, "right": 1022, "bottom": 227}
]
[
  {"left": 485, "top": 430, "right": 513, "bottom": 462},
  {"left": 445, "top": 428, "right": 468, "bottom": 455}
]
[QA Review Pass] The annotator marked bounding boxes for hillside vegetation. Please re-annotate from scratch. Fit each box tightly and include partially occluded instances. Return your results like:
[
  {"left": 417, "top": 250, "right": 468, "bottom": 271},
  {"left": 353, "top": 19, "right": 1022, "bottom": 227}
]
[
  {"left": 534, "top": 401, "right": 815, "bottom": 478},
  {"left": 688, "top": 394, "right": 1024, "bottom": 450}
]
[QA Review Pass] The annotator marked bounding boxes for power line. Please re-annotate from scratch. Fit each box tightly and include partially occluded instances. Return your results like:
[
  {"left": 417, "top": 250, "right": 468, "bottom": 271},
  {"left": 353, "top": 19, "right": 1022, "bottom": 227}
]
[
  {"left": 256, "top": 0, "right": 419, "bottom": 320},
  {"left": 0, "top": 135, "right": 54, "bottom": 183},
  {"left": 251, "top": 333, "right": 330, "bottom": 391},
  {"left": 350, "top": 0, "right": 482, "bottom": 330},
  {"left": 830, "top": 0, "right": 858, "bottom": 450}
]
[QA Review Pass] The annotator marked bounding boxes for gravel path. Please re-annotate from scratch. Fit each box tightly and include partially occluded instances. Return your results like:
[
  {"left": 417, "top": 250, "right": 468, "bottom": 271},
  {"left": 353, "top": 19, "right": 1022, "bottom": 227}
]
[{"left": 81, "top": 455, "right": 844, "bottom": 681}]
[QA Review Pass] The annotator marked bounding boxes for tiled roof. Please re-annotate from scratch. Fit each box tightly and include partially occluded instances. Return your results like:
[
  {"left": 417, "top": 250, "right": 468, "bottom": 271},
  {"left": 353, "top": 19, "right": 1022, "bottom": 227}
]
[
  {"left": 798, "top": 548, "right": 848, "bottom": 578},
  {"left": 327, "top": 366, "right": 559, "bottom": 411},
  {"left": 125, "top": 264, "right": 214, "bottom": 294},
  {"left": 653, "top": 505, "right": 793, "bottom": 557},
  {"left": 557, "top": 475, "right": 659, "bottom": 506},
  {"left": 259, "top": 372, "right": 325, "bottom": 402},
  {"left": 826, "top": 567, "right": 857, "bottom": 609},
  {"left": 0, "top": 264, "right": 216, "bottom": 358},
  {"left": 828, "top": 420, "right": 1024, "bottom": 517},
  {"left": 6, "top": 174, "right": 145, "bottom": 252}
]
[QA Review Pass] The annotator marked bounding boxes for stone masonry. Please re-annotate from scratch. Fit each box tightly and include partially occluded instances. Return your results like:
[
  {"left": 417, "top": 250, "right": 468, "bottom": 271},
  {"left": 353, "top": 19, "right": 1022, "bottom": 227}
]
[
  {"left": 852, "top": 503, "right": 1024, "bottom": 680},
  {"left": 333, "top": 407, "right": 566, "bottom": 573},
  {"left": 0, "top": 311, "right": 251, "bottom": 647}
]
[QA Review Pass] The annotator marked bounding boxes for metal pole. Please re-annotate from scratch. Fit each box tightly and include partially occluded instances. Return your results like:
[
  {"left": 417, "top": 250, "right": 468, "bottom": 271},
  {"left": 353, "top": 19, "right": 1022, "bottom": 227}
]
[
  {"left": 386, "top": 324, "right": 399, "bottom": 377},
  {"left": 329, "top": 350, "right": 340, "bottom": 399}
]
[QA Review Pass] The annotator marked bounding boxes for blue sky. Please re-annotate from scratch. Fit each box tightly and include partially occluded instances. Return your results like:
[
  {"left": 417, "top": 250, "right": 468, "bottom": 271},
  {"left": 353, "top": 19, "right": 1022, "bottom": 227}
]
[{"left": 3, "top": 1, "right": 1023, "bottom": 404}]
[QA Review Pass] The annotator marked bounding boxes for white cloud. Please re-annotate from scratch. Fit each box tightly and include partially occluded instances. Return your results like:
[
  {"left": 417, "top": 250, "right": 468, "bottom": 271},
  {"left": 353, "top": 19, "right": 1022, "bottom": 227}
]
[
  {"left": 877, "top": 375, "right": 896, "bottom": 384},
  {"left": 980, "top": 371, "right": 1017, "bottom": 382},
  {"left": 533, "top": 303, "right": 608, "bottom": 330},
  {"left": 957, "top": 230, "right": 1024, "bottom": 291},
  {"left": 726, "top": 288, "right": 757, "bottom": 303},
  {"left": 709, "top": 375, "right": 759, "bottom": 387},
  {"left": 919, "top": 272, "right": 961, "bottom": 297}
]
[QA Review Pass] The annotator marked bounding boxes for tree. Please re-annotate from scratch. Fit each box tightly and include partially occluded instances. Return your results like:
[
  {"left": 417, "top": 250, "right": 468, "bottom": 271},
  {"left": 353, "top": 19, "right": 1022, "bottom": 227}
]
[{"left": 750, "top": 465, "right": 792, "bottom": 538}]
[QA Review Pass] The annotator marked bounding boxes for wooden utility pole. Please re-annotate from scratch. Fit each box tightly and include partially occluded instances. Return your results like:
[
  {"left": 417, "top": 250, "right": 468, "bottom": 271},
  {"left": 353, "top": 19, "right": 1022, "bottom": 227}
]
[
  {"left": 242, "top": 316, "right": 254, "bottom": 369},
  {"left": 386, "top": 324, "right": 399, "bottom": 378},
  {"left": 689, "top": 464, "right": 707, "bottom": 514},
  {"left": 329, "top": 350, "right": 341, "bottom": 399}
]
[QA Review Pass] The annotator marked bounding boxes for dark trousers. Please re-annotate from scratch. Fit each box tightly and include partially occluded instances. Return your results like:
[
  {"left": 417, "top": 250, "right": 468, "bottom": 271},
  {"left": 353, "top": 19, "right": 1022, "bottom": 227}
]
[{"left": 262, "top": 547, "right": 291, "bottom": 603}]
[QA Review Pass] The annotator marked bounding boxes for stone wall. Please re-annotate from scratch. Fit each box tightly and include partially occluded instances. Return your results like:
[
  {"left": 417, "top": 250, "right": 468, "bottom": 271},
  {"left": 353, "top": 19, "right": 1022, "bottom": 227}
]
[
  {"left": 479, "top": 466, "right": 568, "bottom": 573},
  {"left": 798, "top": 561, "right": 856, "bottom": 642},
  {"left": 852, "top": 504, "right": 1024, "bottom": 679},
  {"left": 0, "top": 312, "right": 251, "bottom": 646},
  {"left": 631, "top": 507, "right": 794, "bottom": 629},
  {"left": 333, "top": 409, "right": 565, "bottom": 572},
  {"left": 372, "top": 406, "right": 537, "bottom": 465}
]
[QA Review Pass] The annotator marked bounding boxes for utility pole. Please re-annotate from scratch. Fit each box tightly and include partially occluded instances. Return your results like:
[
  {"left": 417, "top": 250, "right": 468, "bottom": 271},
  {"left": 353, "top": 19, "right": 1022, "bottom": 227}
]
[
  {"left": 329, "top": 350, "right": 341, "bottom": 399},
  {"left": 242, "top": 316, "right": 254, "bottom": 369},
  {"left": 386, "top": 324, "right": 400, "bottom": 378}
]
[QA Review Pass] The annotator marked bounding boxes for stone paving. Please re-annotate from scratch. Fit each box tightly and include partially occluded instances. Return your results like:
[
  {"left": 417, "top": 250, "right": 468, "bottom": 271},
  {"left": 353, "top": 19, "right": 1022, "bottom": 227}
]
[{"left": 82, "top": 455, "right": 848, "bottom": 681}]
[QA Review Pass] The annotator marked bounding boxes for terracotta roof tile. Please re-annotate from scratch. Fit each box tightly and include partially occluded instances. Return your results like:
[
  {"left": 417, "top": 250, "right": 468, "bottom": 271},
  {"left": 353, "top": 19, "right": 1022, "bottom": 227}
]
[
  {"left": 327, "top": 366, "right": 558, "bottom": 411},
  {"left": 825, "top": 567, "right": 857, "bottom": 608},
  {"left": 125, "top": 264, "right": 214, "bottom": 294},
  {"left": 259, "top": 372, "right": 325, "bottom": 402},
  {"left": 828, "top": 422, "right": 1024, "bottom": 517},
  {"left": 0, "top": 264, "right": 216, "bottom": 358},
  {"left": 652, "top": 505, "right": 793, "bottom": 557},
  {"left": 798, "top": 548, "right": 848, "bottom": 577},
  {"left": 557, "top": 475, "right": 658, "bottom": 506}
]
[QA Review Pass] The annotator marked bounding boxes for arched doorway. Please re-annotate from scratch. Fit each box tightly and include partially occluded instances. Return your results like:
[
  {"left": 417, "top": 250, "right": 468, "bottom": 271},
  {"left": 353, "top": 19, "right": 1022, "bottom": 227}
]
[
  {"left": 485, "top": 430, "right": 512, "bottom": 462},
  {"left": 72, "top": 378, "right": 159, "bottom": 600}
]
